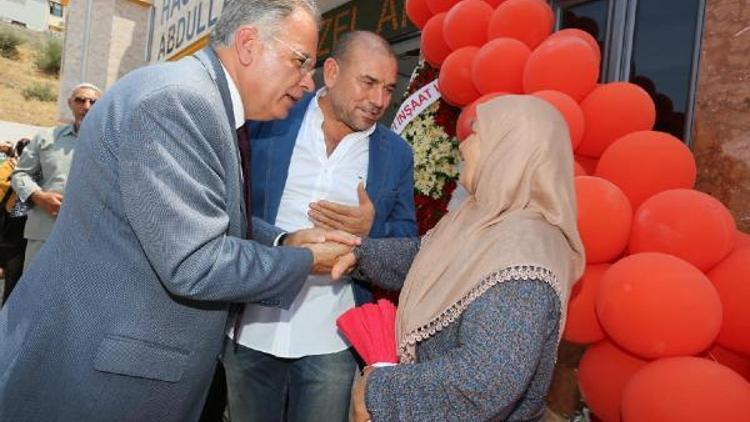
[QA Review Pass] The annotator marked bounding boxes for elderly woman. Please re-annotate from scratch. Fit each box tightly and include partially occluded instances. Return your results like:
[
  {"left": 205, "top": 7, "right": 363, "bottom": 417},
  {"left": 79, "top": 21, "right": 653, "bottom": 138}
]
[{"left": 335, "top": 95, "right": 585, "bottom": 421}]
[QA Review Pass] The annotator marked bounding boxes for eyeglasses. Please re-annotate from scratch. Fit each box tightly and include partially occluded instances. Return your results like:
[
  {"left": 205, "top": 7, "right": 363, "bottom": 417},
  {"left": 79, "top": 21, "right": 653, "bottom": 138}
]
[
  {"left": 73, "top": 96, "right": 97, "bottom": 105},
  {"left": 271, "top": 35, "right": 316, "bottom": 76}
]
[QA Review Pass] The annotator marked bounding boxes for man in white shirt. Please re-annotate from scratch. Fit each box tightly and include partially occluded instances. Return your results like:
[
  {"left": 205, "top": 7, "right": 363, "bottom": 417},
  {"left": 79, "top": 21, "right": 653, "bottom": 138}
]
[{"left": 223, "top": 31, "right": 417, "bottom": 422}]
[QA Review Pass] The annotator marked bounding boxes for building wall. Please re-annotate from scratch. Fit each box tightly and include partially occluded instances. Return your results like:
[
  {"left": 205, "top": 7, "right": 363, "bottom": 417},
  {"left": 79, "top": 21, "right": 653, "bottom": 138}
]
[
  {"left": 56, "top": 0, "right": 149, "bottom": 121},
  {"left": 692, "top": 0, "right": 750, "bottom": 232},
  {"left": 0, "top": 0, "right": 49, "bottom": 31}
]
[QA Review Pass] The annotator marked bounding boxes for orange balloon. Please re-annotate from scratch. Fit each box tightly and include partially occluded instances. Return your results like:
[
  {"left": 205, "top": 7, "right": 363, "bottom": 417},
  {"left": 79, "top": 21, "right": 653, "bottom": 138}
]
[
  {"left": 546, "top": 28, "right": 601, "bottom": 63},
  {"left": 456, "top": 92, "right": 507, "bottom": 141},
  {"left": 576, "top": 176, "right": 633, "bottom": 264},
  {"left": 707, "top": 247, "right": 750, "bottom": 355},
  {"left": 596, "top": 252, "right": 723, "bottom": 359},
  {"left": 488, "top": 0, "right": 554, "bottom": 50},
  {"left": 629, "top": 189, "right": 736, "bottom": 272},
  {"left": 595, "top": 131, "right": 697, "bottom": 209},
  {"left": 564, "top": 264, "right": 610, "bottom": 344},
  {"left": 707, "top": 344, "right": 750, "bottom": 382},
  {"left": 578, "top": 341, "right": 648, "bottom": 422},
  {"left": 577, "top": 83, "right": 656, "bottom": 158},
  {"left": 575, "top": 154, "right": 598, "bottom": 175},
  {"left": 471, "top": 38, "right": 530, "bottom": 94},
  {"left": 425, "top": 0, "right": 459, "bottom": 14},
  {"left": 622, "top": 357, "right": 750, "bottom": 422},
  {"left": 533, "top": 90, "right": 585, "bottom": 149},
  {"left": 574, "top": 161, "right": 588, "bottom": 176},
  {"left": 421, "top": 13, "right": 452, "bottom": 67},
  {"left": 443, "top": 0, "right": 493, "bottom": 50},
  {"left": 438, "top": 47, "right": 481, "bottom": 106},
  {"left": 406, "top": 0, "right": 433, "bottom": 29},
  {"left": 523, "top": 35, "right": 599, "bottom": 102}
]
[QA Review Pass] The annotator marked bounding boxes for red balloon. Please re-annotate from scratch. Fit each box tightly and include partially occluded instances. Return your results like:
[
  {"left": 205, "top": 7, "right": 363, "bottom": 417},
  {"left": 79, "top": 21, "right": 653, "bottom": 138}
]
[
  {"left": 523, "top": 36, "right": 599, "bottom": 102},
  {"left": 629, "top": 189, "right": 736, "bottom": 272},
  {"left": 443, "top": 0, "right": 493, "bottom": 50},
  {"left": 574, "top": 161, "right": 588, "bottom": 176},
  {"left": 471, "top": 38, "right": 530, "bottom": 95},
  {"left": 595, "top": 131, "right": 697, "bottom": 209},
  {"left": 533, "top": 90, "right": 585, "bottom": 149},
  {"left": 546, "top": 29, "right": 601, "bottom": 63},
  {"left": 707, "top": 247, "right": 750, "bottom": 355},
  {"left": 481, "top": 0, "right": 509, "bottom": 6},
  {"left": 596, "top": 252, "right": 723, "bottom": 359},
  {"left": 421, "top": 13, "right": 452, "bottom": 67},
  {"left": 488, "top": 0, "right": 554, "bottom": 50},
  {"left": 426, "top": 0, "right": 459, "bottom": 14},
  {"left": 456, "top": 92, "right": 507, "bottom": 141},
  {"left": 406, "top": 0, "right": 433, "bottom": 29},
  {"left": 577, "top": 83, "right": 656, "bottom": 158},
  {"left": 622, "top": 357, "right": 750, "bottom": 422},
  {"left": 575, "top": 154, "right": 598, "bottom": 175},
  {"left": 564, "top": 264, "right": 610, "bottom": 344},
  {"left": 576, "top": 176, "right": 633, "bottom": 264},
  {"left": 708, "top": 344, "right": 750, "bottom": 382},
  {"left": 578, "top": 341, "right": 648, "bottom": 422},
  {"left": 438, "top": 47, "right": 481, "bottom": 106}
]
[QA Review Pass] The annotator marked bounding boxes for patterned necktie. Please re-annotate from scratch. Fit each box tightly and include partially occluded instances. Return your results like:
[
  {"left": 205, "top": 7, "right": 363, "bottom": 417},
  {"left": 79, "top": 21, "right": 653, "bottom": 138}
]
[{"left": 233, "top": 123, "right": 251, "bottom": 345}]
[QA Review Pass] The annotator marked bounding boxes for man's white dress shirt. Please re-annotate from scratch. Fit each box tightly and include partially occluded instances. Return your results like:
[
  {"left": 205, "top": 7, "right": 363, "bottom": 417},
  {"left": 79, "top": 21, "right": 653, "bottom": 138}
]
[{"left": 230, "top": 90, "right": 375, "bottom": 358}]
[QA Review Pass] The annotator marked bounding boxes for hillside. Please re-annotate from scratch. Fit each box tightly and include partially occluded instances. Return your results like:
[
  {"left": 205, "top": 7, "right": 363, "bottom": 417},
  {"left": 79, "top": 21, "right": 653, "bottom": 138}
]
[{"left": 0, "top": 23, "right": 61, "bottom": 127}]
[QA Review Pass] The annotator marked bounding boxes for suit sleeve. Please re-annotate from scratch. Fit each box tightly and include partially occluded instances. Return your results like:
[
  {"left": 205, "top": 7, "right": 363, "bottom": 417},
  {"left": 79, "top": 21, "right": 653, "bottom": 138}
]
[
  {"left": 378, "top": 146, "right": 417, "bottom": 238},
  {"left": 118, "top": 86, "right": 311, "bottom": 307}
]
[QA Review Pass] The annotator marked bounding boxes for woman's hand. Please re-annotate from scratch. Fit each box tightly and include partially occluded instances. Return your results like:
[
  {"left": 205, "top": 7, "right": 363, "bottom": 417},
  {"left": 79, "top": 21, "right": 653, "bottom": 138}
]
[
  {"left": 331, "top": 251, "right": 357, "bottom": 280},
  {"left": 351, "top": 366, "right": 375, "bottom": 422}
]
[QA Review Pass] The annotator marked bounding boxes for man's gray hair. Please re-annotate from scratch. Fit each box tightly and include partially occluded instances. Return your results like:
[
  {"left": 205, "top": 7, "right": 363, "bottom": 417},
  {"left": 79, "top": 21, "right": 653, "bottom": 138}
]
[
  {"left": 69, "top": 83, "right": 102, "bottom": 98},
  {"left": 210, "top": 0, "right": 320, "bottom": 48}
]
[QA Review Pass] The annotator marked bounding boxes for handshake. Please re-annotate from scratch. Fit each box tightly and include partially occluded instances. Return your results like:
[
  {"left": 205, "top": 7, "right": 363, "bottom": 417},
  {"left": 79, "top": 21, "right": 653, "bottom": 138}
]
[{"left": 281, "top": 228, "right": 359, "bottom": 279}]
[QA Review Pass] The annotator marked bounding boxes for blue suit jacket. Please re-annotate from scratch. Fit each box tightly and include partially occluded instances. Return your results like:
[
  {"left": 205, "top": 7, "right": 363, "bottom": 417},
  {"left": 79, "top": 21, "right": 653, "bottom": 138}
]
[{"left": 249, "top": 94, "right": 418, "bottom": 303}]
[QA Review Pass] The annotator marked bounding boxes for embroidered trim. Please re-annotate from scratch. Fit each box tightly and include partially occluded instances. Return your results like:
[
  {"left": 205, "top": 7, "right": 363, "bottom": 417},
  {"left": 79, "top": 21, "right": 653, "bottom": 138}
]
[{"left": 397, "top": 265, "right": 564, "bottom": 364}]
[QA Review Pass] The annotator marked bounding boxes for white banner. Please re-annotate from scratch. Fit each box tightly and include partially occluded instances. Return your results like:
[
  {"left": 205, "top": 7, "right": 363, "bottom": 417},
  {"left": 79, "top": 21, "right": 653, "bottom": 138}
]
[
  {"left": 390, "top": 79, "right": 441, "bottom": 135},
  {"left": 148, "top": 0, "right": 226, "bottom": 63}
]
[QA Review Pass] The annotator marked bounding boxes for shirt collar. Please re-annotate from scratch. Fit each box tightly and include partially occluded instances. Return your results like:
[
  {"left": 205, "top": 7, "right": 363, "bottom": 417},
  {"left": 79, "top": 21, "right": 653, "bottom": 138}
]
[
  {"left": 220, "top": 63, "right": 245, "bottom": 130},
  {"left": 60, "top": 123, "right": 77, "bottom": 137},
  {"left": 312, "top": 89, "right": 377, "bottom": 139}
]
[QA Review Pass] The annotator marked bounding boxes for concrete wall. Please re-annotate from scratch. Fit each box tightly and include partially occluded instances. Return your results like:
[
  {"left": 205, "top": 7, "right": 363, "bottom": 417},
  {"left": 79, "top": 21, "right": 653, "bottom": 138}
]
[
  {"left": 0, "top": 0, "right": 49, "bottom": 31},
  {"left": 692, "top": 0, "right": 750, "bottom": 232},
  {"left": 56, "top": 0, "right": 149, "bottom": 122}
]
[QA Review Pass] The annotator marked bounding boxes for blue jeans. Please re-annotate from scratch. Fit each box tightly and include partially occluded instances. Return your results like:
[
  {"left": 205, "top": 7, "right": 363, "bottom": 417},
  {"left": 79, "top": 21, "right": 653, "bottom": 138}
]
[{"left": 223, "top": 339, "right": 358, "bottom": 422}]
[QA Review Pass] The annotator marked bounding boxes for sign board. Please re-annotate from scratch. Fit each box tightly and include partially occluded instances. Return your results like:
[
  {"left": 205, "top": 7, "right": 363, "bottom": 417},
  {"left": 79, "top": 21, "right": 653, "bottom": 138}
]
[
  {"left": 147, "top": 0, "right": 227, "bottom": 63},
  {"left": 318, "top": 0, "right": 419, "bottom": 59},
  {"left": 146, "top": 0, "right": 419, "bottom": 63}
]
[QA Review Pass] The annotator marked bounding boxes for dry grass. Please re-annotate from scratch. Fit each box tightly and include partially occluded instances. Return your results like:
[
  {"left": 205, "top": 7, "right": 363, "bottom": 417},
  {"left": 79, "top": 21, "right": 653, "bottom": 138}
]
[{"left": 0, "top": 27, "right": 60, "bottom": 127}]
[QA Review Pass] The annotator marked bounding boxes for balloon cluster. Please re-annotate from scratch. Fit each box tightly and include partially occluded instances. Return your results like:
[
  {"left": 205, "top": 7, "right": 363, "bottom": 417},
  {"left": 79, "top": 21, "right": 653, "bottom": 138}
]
[{"left": 406, "top": 0, "right": 750, "bottom": 420}]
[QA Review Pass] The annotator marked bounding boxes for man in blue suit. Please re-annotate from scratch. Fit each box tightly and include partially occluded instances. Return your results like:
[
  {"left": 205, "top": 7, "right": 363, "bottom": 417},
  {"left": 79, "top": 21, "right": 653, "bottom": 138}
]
[
  {"left": 223, "top": 32, "right": 417, "bottom": 422},
  {"left": 0, "top": 1, "right": 358, "bottom": 421}
]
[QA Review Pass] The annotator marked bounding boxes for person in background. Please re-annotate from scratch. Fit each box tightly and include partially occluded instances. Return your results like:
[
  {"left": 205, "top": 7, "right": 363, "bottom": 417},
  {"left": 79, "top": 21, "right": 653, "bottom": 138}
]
[
  {"left": 334, "top": 95, "right": 586, "bottom": 421},
  {"left": 10, "top": 83, "right": 101, "bottom": 268},
  {"left": 0, "top": 138, "right": 31, "bottom": 305},
  {"left": 224, "top": 31, "right": 417, "bottom": 422}
]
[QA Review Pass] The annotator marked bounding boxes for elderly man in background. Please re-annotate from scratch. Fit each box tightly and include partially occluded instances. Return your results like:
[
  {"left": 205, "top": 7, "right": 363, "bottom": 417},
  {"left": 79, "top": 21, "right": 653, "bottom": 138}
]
[
  {"left": 10, "top": 83, "right": 101, "bottom": 268},
  {"left": 0, "top": 1, "right": 355, "bottom": 421}
]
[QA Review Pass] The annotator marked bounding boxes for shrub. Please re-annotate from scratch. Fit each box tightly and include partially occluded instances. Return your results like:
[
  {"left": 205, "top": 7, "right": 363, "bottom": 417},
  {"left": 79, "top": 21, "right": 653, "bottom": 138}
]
[
  {"left": 0, "top": 30, "right": 23, "bottom": 59},
  {"left": 34, "top": 37, "right": 62, "bottom": 75},
  {"left": 22, "top": 83, "right": 56, "bottom": 102}
]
